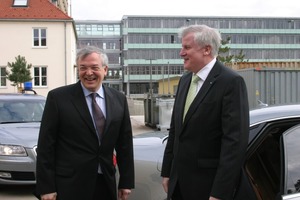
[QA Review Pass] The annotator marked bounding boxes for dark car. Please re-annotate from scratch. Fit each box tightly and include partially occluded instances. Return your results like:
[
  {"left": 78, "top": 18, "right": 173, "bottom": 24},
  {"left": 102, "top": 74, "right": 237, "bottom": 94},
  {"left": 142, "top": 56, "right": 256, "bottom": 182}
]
[
  {"left": 0, "top": 93, "right": 45, "bottom": 185},
  {"left": 245, "top": 104, "right": 300, "bottom": 200},
  {"left": 130, "top": 104, "right": 300, "bottom": 200}
]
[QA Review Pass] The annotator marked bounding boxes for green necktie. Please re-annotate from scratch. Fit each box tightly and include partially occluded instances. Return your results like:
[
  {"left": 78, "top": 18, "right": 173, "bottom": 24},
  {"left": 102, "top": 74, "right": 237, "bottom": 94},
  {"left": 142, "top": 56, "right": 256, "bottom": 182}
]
[{"left": 183, "top": 75, "right": 200, "bottom": 121}]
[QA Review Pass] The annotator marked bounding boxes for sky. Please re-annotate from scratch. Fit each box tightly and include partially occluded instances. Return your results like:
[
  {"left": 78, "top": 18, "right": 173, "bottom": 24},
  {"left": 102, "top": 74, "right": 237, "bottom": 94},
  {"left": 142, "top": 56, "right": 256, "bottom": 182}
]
[{"left": 70, "top": 0, "right": 300, "bottom": 21}]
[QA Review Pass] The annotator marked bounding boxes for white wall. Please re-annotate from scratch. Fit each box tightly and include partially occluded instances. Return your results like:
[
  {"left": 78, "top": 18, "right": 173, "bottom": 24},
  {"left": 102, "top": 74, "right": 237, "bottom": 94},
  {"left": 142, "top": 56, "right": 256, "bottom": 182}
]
[{"left": 0, "top": 20, "right": 77, "bottom": 97}]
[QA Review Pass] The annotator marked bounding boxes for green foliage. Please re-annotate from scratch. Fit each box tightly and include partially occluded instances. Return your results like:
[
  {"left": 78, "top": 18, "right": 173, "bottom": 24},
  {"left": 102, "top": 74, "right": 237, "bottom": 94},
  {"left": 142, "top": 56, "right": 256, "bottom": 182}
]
[
  {"left": 218, "top": 36, "right": 248, "bottom": 65},
  {"left": 6, "top": 55, "right": 33, "bottom": 88}
]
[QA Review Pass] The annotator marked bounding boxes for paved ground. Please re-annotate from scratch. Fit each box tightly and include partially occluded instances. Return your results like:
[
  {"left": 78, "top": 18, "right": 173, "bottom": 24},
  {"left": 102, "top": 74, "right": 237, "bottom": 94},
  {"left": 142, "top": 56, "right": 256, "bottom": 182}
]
[
  {"left": 130, "top": 115, "right": 155, "bottom": 135},
  {"left": 0, "top": 115, "right": 157, "bottom": 200}
]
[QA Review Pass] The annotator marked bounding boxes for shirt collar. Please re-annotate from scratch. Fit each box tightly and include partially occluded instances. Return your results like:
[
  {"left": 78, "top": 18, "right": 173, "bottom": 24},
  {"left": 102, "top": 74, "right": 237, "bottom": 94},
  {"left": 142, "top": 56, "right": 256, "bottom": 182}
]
[
  {"left": 81, "top": 83, "right": 104, "bottom": 99},
  {"left": 195, "top": 58, "right": 216, "bottom": 81}
]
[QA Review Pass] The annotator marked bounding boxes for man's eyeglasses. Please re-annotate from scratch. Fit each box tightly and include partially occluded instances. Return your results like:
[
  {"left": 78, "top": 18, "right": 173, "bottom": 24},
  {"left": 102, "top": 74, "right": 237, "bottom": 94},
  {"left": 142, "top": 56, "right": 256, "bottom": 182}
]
[{"left": 79, "top": 66, "right": 104, "bottom": 72}]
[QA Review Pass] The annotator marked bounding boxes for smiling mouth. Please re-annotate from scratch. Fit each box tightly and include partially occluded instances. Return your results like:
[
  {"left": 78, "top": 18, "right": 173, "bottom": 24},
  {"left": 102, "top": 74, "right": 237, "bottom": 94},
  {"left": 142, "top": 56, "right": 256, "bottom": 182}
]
[
  {"left": 183, "top": 58, "right": 189, "bottom": 62},
  {"left": 85, "top": 76, "right": 96, "bottom": 81}
]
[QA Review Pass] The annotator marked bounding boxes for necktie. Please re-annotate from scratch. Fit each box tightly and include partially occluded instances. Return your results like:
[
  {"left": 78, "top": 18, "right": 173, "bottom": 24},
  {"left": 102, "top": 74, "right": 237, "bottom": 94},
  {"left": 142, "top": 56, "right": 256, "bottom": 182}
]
[
  {"left": 91, "top": 93, "right": 105, "bottom": 139},
  {"left": 183, "top": 75, "right": 200, "bottom": 120}
]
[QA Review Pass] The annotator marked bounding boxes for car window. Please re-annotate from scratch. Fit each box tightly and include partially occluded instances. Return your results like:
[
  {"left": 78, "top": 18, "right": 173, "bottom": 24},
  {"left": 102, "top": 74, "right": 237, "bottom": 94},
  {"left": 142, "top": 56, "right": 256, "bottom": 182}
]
[
  {"left": 245, "top": 120, "right": 300, "bottom": 200},
  {"left": 0, "top": 100, "right": 45, "bottom": 123},
  {"left": 282, "top": 124, "right": 300, "bottom": 195}
]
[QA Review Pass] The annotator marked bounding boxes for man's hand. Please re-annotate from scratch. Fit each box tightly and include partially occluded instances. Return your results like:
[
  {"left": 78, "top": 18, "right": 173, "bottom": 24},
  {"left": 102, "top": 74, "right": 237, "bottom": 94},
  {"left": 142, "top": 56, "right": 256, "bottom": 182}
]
[
  {"left": 41, "top": 192, "right": 57, "bottom": 200},
  {"left": 118, "top": 189, "right": 131, "bottom": 200},
  {"left": 162, "top": 177, "right": 169, "bottom": 193}
]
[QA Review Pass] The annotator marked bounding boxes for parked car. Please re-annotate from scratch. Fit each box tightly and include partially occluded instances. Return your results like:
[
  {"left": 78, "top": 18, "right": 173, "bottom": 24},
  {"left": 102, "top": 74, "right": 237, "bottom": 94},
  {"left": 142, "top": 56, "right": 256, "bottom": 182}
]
[
  {"left": 0, "top": 93, "right": 45, "bottom": 185},
  {"left": 1, "top": 94, "right": 300, "bottom": 200},
  {"left": 130, "top": 131, "right": 168, "bottom": 200},
  {"left": 130, "top": 104, "right": 300, "bottom": 200}
]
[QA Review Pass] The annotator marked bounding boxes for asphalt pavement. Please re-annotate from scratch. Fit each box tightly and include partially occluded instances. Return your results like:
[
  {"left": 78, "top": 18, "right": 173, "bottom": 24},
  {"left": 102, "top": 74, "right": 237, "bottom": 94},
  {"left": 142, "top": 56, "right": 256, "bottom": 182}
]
[{"left": 130, "top": 115, "right": 155, "bottom": 136}]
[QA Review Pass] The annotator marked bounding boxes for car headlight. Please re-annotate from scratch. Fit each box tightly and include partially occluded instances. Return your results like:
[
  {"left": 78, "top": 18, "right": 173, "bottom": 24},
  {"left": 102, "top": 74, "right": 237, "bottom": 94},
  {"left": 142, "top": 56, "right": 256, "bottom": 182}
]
[{"left": 0, "top": 145, "right": 27, "bottom": 156}]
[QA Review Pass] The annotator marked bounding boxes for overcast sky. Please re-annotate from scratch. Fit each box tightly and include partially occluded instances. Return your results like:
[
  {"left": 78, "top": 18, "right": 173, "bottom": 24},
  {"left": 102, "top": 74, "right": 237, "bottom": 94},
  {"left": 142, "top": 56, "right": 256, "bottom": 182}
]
[{"left": 70, "top": 0, "right": 300, "bottom": 21}]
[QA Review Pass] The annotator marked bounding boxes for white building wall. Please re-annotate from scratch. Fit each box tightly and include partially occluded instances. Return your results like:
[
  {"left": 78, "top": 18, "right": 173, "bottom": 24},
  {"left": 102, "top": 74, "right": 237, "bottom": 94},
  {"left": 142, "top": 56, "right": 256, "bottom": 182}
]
[{"left": 0, "top": 20, "right": 77, "bottom": 97}]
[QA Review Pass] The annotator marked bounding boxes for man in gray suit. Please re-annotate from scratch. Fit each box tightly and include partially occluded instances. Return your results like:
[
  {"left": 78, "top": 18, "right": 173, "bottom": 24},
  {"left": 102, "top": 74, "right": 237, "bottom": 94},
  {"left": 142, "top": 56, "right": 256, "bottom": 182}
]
[
  {"left": 36, "top": 46, "right": 134, "bottom": 200},
  {"left": 161, "top": 25, "right": 249, "bottom": 200}
]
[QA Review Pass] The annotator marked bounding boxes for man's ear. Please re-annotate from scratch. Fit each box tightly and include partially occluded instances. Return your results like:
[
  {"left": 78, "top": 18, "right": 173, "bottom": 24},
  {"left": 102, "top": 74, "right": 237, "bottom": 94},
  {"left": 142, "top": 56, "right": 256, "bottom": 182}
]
[{"left": 204, "top": 45, "right": 212, "bottom": 55}]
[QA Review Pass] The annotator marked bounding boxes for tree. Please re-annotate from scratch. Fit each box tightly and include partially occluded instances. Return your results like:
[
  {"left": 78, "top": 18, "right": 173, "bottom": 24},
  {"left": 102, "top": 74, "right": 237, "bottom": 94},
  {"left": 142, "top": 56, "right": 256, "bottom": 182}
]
[
  {"left": 6, "top": 55, "right": 33, "bottom": 90},
  {"left": 218, "top": 36, "right": 248, "bottom": 65}
]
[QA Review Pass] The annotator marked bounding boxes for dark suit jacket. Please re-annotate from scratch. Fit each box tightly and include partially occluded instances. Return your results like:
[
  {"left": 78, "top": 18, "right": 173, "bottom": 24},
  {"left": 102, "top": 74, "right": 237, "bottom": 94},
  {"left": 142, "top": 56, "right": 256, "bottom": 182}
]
[
  {"left": 161, "top": 61, "right": 250, "bottom": 200},
  {"left": 36, "top": 81, "right": 134, "bottom": 200}
]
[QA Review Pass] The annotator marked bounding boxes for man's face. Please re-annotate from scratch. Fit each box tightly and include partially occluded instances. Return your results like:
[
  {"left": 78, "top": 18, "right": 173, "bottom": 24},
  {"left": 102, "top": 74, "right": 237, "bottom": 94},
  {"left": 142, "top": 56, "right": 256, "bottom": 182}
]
[
  {"left": 78, "top": 52, "right": 108, "bottom": 92},
  {"left": 179, "top": 33, "right": 208, "bottom": 73}
]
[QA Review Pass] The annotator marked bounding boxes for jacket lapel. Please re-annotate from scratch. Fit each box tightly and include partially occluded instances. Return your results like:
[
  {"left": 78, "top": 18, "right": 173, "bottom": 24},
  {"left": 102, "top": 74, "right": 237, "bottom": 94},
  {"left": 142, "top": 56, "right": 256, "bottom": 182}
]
[
  {"left": 182, "top": 62, "right": 222, "bottom": 125},
  {"left": 177, "top": 72, "right": 192, "bottom": 128},
  {"left": 101, "top": 86, "right": 114, "bottom": 138},
  {"left": 70, "top": 82, "right": 96, "bottom": 134}
]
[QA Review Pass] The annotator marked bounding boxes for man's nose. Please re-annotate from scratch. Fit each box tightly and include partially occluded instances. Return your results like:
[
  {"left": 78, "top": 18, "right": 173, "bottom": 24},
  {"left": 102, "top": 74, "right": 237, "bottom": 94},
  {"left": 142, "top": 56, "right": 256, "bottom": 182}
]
[
  {"left": 85, "top": 68, "right": 94, "bottom": 74},
  {"left": 179, "top": 49, "right": 186, "bottom": 57}
]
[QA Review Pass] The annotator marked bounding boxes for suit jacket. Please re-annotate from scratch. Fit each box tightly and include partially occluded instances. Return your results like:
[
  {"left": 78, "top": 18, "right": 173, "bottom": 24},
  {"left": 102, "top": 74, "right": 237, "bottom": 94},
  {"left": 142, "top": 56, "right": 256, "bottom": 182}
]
[
  {"left": 36, "top": 81, "right": 134, "bottom": 200},
  {"left": 161, "top": 61, "right": 250, "bottom": 200}
]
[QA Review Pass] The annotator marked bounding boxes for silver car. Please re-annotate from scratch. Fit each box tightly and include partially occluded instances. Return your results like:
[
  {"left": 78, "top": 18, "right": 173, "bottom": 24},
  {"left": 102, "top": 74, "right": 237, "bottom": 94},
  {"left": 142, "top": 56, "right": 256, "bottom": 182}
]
[
  {"left": 0, "top": 93, "right": 45, "bottom": 185},
  {"left": 130, "top": 104, "right": 300, "bottom": 200}
]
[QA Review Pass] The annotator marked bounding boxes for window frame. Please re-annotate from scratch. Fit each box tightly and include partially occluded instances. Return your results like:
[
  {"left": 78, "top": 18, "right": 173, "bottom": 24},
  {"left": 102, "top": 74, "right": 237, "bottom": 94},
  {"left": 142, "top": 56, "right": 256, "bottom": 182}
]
[
  {"left": 33, "top": 28, "right": 47, "bottom": 48},
  {"left": 33, "top": 66, "right": 47, "bottom": 87},
  {"left": 0, "top": 66, "right": 7, "bottom": 87},
  {"left": 13, "top": 0, "right": 28, "bottom": 7}
]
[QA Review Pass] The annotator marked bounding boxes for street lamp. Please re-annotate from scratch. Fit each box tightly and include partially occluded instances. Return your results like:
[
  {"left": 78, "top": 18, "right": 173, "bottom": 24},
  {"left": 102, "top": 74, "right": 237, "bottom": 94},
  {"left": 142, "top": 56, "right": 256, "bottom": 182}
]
[
  {"left": 124, "top": 65, "right": 130, "bottom": 97},
  {"left": 145, "top": 58, "right": 156, "bottom": 127},
  {"left": 167, "top": 61, "right": 170, "bottom": 96},
  {"left": 146, "top": 59, "right": 156, "bottom": 94}
]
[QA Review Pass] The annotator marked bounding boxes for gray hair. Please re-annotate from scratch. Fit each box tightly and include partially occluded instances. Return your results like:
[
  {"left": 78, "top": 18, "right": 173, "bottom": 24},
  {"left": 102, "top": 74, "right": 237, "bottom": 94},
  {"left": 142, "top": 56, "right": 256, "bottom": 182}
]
[
  {"left": 178, "top": 25, "right": 221, "bottom": 57},
  {"left": 76, "top": 46, "right": 109, "bottom": 66}
]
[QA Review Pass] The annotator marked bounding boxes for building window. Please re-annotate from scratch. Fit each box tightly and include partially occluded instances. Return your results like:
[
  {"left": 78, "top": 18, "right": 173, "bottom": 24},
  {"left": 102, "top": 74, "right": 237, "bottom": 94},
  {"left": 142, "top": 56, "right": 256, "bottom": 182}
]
[
  {"left": 33, "top": 67, "right": 47, "bottom": 86},
  {"left": 0, "top": 67, "right": 6, "bottom": 87},
  {"left": 108, "top": 25, "right": 114, "bottom": 31},
  {"left": 97, "top": 25, "right": 103, "bottom": 31},
  {"left": 13, "top": 0, "right": 28, "bottom": 6},
  {"left": 33, "top": 28, "right": 47, "bottom": 47}
]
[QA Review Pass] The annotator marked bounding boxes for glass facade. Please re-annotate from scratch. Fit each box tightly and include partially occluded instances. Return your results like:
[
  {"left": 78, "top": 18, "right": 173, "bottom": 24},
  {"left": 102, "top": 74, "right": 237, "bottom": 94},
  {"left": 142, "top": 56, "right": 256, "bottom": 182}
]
[{"left": 75, "top": 16, "right": 300, "bottom": 97}]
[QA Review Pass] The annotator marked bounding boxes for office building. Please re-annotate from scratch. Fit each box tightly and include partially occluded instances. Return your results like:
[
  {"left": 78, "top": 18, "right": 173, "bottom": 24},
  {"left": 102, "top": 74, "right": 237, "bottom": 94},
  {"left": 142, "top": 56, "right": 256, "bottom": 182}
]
[
  {"left": 76, "top": 16, "right": 300, "bottom": 98},
  {"left": 75, "top": 20, "right": 123, "bottom": 91}
]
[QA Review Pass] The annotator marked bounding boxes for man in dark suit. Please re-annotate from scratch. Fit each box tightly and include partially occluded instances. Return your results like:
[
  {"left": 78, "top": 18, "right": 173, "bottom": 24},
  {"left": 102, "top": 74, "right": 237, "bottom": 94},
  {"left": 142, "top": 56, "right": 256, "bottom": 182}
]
[
  {"left": 161, "top": 25, "right": 250, "bottom": 200},
  {"left": 36, "top": 46, "right": 134, "bottom": 200}
]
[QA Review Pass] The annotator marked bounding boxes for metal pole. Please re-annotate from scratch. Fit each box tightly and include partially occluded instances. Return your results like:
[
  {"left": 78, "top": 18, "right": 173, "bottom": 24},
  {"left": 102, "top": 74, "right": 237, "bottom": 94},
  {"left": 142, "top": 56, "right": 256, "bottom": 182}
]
[
  {"left": 149, "top": 59, "right": 153, "bottom": 126},
  {"left": 167, "top": 62, "right": 170, "bottom": 95},
  {"left": 127, "top": 66, "right": 130, "bottom": 98},
  {"left": 162, "top": 65, "right": 165, "bottom": 95},
  {"left": 150, "top": 59, "right": 153, "bottom": 94}
]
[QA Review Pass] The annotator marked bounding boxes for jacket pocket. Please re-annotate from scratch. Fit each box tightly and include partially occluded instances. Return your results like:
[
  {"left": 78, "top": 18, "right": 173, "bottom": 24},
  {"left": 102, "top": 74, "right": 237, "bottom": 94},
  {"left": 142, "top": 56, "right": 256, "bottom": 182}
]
[{"left": 197, "top": 158, "right": 219, "bottom": 168}]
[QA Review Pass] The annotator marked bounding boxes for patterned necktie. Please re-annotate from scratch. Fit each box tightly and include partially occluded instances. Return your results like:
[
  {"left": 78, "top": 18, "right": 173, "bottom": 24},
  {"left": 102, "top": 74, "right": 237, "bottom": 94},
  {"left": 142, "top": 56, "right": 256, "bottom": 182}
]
[
  {"left": 91, "top": 93, "right": 105, "bottom": 139},
  {"left": 183, "top": 75, "right": 200, "bottom": 121}
]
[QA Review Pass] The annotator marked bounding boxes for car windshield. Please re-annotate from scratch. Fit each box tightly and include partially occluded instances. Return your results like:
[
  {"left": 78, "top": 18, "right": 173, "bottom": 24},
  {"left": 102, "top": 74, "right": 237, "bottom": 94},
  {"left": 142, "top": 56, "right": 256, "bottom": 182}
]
[{"left": 0, "top": 100, "right": 45, "bottom": 123}]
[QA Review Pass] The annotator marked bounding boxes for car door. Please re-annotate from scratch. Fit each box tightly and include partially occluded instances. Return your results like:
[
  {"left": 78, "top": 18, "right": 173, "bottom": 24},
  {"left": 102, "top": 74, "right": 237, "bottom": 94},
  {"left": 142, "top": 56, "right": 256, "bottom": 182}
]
[
  {"left": 244, "top": 119, "right": 300, "bottom": 200},
  {"left": 281, "top": 124, "right": 300, "bottom": 199}
]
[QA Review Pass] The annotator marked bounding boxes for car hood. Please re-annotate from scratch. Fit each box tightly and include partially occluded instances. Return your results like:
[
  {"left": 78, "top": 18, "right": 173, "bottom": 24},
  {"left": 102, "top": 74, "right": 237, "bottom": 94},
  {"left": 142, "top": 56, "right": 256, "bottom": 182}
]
[
  {"left": 0, "top": 122, "right": 40, "bottom": 148},
  {"left": 133, "top": 136, "right": 166, "bottom": 162}
]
